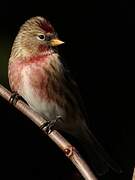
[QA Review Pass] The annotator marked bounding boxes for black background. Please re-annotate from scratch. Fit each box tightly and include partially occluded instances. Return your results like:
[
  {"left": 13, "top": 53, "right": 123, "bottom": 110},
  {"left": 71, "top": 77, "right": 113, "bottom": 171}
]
[{"left": 0, "top": 1, "right": 135, "bottom": 180}]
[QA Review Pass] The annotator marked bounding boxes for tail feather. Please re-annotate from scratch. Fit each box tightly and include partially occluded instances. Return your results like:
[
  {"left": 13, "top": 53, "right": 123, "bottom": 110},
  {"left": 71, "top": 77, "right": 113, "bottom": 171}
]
[{"left": 70, "top": 122, "right": 122, "bottom": 176}]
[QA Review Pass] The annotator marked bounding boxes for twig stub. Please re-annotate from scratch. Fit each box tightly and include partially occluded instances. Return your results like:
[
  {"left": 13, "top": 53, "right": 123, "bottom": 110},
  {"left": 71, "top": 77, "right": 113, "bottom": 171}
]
[{"left": 64, "top": 146, "right": 75, "bottom": 157}]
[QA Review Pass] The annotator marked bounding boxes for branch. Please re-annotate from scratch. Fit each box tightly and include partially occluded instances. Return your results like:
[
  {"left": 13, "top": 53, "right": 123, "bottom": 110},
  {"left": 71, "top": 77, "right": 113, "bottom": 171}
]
[{"left": 0, "top": 84, "right": 97, "bottom": 180}]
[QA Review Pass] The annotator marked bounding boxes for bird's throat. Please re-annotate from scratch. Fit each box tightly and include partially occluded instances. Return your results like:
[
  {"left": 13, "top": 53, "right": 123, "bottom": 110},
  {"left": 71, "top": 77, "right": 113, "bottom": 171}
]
[{"left": 38, "top": 44, "right": 50, "bottom": 52}]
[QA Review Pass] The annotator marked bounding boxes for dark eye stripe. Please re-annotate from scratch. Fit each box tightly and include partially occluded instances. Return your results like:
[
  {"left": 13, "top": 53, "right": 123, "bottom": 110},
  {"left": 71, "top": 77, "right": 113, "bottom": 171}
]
[
  {"left": 45, "top": 35, "right": 52, "bottom": 41},
  {"left": 45, "top": 34, "right": 56, "bottom": 41},
  {"left": 37, "top": 33, "right": 57, "bottom": 41}
]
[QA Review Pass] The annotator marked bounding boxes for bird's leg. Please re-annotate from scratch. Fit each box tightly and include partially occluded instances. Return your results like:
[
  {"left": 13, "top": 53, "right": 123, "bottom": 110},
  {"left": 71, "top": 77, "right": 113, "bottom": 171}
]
[
  {"left": 9, "top": 92, "right": 26, "bottom": 105},
  {"left": 9, "top": 91, "right": 21, "bottom": 105},
  {"left": 41, "top": 115, "right": 63, "bottom": 134}
]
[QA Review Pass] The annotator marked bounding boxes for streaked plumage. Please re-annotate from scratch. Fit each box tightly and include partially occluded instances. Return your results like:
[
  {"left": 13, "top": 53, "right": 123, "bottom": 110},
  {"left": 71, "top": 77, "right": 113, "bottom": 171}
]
[{"left": 8, "top": 16, "right": 121, "bottom": 175}]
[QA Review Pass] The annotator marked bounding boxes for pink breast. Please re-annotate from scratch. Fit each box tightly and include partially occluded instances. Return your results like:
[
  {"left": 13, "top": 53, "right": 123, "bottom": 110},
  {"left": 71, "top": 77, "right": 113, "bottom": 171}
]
[
  {"left": 8, "top": 61, "right": 23, "bottom": 92},
  {"left": 25, "top": 63, "right": 52, "bottom": 103},
  {"left": 8, "top": 56, "right": 52, "bottom": 102}
]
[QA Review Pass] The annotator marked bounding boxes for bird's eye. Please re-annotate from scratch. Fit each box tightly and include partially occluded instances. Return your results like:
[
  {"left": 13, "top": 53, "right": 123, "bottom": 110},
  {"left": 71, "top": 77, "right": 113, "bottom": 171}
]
[{"left": 37, "top": 34, "right": 45, "bottom": 41}]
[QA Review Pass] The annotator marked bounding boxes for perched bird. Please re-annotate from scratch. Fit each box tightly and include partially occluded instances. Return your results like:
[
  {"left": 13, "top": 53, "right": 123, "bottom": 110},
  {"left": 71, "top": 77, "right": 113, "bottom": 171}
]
[{"left": 8, "top": 16, "right": 121, "bottom": 176}]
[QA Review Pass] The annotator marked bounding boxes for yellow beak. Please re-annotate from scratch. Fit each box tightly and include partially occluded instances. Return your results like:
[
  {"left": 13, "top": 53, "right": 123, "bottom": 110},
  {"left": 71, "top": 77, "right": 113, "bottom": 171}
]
[{"left": 50, "top": 38, "right": 64, "bottom": 46}]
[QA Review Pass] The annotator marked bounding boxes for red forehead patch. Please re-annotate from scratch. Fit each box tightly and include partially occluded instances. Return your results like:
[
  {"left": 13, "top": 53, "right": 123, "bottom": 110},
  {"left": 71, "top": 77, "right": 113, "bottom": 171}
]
[{"left": 38, "top": 20, "right": 54, "bottom": 33}]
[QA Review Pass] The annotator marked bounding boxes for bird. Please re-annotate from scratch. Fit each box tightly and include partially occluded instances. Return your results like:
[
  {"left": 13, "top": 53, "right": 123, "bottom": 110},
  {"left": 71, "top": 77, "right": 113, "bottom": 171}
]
[{"left": 8, "top": 16, "right": 121, "bottom": 176}]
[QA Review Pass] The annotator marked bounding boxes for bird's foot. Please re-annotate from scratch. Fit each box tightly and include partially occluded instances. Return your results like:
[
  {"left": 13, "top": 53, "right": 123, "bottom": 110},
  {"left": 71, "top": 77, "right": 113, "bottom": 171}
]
[
  {"left": 41, "top": 115, "right": 63, "bottom": 134},
  {"left": 9, "top": 92, "right": 21, "bottom": 105}
]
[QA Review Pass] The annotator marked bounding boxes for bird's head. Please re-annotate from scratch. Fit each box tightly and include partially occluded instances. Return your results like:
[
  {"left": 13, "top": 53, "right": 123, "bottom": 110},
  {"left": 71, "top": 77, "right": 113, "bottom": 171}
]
[{"left": 11, "top": 16, "right": 64, "bottom": 58}]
